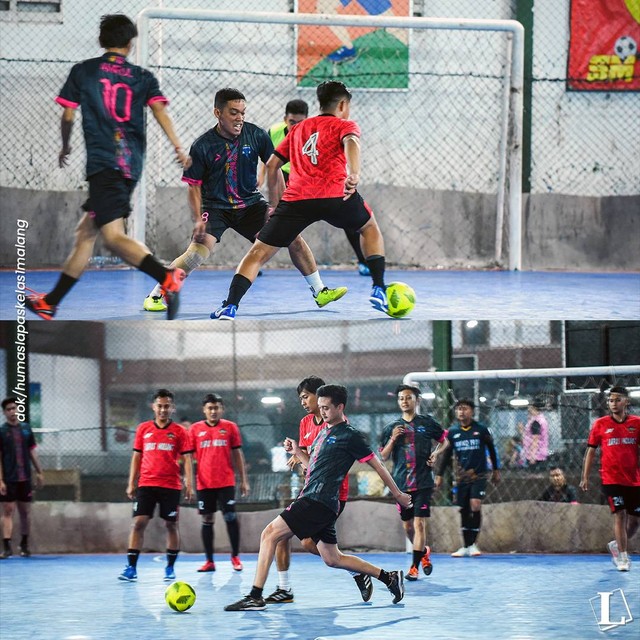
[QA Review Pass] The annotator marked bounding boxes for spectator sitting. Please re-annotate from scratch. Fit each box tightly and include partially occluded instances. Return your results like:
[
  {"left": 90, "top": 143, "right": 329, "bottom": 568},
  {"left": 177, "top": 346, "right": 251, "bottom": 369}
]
[{"left": 541, "top": 467, "right": 578, "bottom": 504}]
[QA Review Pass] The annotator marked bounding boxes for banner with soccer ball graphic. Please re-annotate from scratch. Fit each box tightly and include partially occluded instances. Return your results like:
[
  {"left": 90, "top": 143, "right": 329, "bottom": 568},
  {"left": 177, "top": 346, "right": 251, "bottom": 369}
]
[{"left": 568, "top": 0, "right": 640, "bottom": 91}]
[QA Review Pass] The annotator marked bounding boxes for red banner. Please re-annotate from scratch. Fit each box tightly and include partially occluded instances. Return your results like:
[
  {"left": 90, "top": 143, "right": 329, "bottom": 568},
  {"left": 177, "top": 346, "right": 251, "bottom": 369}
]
[{"left": 568, "top": 0, "right": 640, "bottom": 91}]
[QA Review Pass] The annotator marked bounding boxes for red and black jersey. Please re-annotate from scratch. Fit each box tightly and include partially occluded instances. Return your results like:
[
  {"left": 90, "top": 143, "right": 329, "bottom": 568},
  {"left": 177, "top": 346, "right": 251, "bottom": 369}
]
[
  {"left": 189, "top": 419, "right": 243, "bottom": 490},
  {"left": 274, "top": 114, "right": 360, "bottom": 201},
  {"left": 133, "top": 420, "right": 192, "bottom": 490},
  {"left": 587, "top": 414, "right": 640, "bottom": 486}
]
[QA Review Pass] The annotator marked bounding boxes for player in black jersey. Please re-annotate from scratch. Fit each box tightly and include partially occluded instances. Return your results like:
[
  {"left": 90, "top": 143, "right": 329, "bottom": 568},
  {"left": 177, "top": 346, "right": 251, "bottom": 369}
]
[
  {"left": 435, "top": 398, "right": 500, "bottom": 557},
  {"left": 25, "top": 14, "right": 191, "bottom": 321},
  {"left": 380, "top": 384, "right": 448, "bottom": 581},
  {"left": 224, "top": 384, "right": 411, "bottom": 611}
]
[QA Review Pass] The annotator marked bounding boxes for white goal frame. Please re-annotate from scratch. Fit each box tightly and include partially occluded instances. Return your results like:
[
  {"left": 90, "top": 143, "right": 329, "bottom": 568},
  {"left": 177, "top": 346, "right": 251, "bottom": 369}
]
[{"left": 135, "top": 8, "right": 524, "bottom": 270}]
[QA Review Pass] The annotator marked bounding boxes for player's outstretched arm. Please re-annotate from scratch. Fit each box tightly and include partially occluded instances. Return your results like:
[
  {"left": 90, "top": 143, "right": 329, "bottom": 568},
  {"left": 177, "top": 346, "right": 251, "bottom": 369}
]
[
  {"left": 367, "top": 455, "right": 411, "bottom": 508},
  {"left": 149, "top": 101, "right": 191, "bottom": 168}
]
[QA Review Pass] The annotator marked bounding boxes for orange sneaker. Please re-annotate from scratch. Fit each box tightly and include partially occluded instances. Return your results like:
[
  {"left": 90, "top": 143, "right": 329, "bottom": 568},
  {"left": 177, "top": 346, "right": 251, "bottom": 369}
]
[
  {"left": 421, "top": 546, "right": 433, "bottom": 576},
  {"left": 25, "top": 290, "right": 56, "bottom": 320},
  {"left": 160, "top": 268, "right": 186, "bottom": 320},
  {"left": 406, "top": 566, "right": 419, "bottom": 581},
  {"left": 230, "top": 555, "right": 243, "bottom": 571},
  {"left": 197, "top": 560, "right": 216, "bottom": 572}
]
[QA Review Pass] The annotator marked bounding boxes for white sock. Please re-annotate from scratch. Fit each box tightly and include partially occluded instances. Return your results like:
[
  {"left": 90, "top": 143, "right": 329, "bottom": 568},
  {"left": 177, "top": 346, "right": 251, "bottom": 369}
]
[
  {"left": 278, "top": 570, "right": 290, "bottom": 590},
  {"left": 304, "top": 271, "right": 325, "bottom": 296},
  {"left": 148, "top": 282, "right": 162, "bottom": 297}
]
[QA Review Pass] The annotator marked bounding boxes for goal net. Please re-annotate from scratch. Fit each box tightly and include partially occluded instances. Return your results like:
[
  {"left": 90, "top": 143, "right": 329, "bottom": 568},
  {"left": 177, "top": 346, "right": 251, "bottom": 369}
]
[{"left": 135, "top": 8, "right": 523, "bottom": 270}]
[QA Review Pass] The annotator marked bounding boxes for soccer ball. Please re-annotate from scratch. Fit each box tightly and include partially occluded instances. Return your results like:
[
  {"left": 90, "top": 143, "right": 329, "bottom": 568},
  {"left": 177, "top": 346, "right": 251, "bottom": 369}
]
[
  {"left": 614, "top": 35, "right": 637, "bottom": 61},
  {"left": 165, "top": 581, "right": 196, "bottom": 612},
  {"left": 386, "top": 282, "right": 416, "bottom": 318}
]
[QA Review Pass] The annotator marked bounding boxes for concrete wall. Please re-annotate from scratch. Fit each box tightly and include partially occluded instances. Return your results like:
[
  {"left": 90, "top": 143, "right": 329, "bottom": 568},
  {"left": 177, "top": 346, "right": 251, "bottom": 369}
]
[{"left": 26, "top": 499, "right": 636, "bottom": 555}]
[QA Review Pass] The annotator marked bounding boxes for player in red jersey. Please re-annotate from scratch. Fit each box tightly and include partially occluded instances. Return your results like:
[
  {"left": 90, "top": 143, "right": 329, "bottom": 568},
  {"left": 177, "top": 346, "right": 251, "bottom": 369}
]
[
  {"left": 212, "top": 80, "right": 390, "bottom": 320},
  {"left": 118, "top": 389, "right": 193, "bottom": 582},
  {"left": 580, "top": 386, "right": 640, "bottom": 572},
  {"left": 189, "top": 394, "right": 249, "bottom": 573},
  {"left": 264, "top": 376, "right": 373, "bottom": 604}
]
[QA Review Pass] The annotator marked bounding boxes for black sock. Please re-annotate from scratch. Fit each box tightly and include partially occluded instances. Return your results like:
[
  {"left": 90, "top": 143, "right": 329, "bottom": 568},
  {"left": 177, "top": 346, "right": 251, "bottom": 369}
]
[
  {"left": 20, "top": 535, "right": 28, "bottom": 549},
  {"left": 3, "top": 539, "right": 11, "bottom": 552},
  {"left": 227, "top": 274, "right": 253, "bottom": 306},
  {"left": 461, "top": 510, "right": 474, "bottom": 546},
  {"left": 167, "top": 549, "right": 179, "bottom": 568},
  {"left": 377, "top": 569, "right": 392, "bottom": 586},
  {"left": 344, "top": 228, "right": 366, "bottom": 263},
  {"left": 45, "top": 273, "right": 78, "bottom": 306},
  {"left": 201, "top": 522, "right": 214, "bottom": 562},
  {"left": 412, "top": 549, "right": 423, "bottom": 569},
  {"left": 226, "top": 517, "right": 240, "bottom": 557},
  {"left": 366, "top": 255, "right": 385, "bottom": 288},
  {"left": 127, "top": 548, "right": 140, "bottom": 568},
  {"left": 250, "top": 586, "right": 264, "bottom": 600},
  {"left": 470, "top": 511, "right": 481, "bottom": 544},
  {"left": 138, "top": 254, "right": 168, "bottom": 284}
]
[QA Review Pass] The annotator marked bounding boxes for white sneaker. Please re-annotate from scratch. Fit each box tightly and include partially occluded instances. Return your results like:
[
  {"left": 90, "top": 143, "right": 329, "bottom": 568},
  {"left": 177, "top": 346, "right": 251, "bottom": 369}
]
[
  {"left": 617, "top": 556, "right": 630, "bottom": 572},
  {"left": 607, "top": 540, "right": 619, "bottom": 567},
  {"left": 468, "top": 544, "right": 482, "bottom": 557},
  {"left": 451, "top": 546, "right": 470, "bottom": 557}
]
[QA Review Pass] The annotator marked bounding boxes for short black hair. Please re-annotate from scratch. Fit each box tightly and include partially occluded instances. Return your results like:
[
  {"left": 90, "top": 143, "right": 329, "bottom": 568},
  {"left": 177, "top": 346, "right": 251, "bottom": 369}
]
[
  {"left": 455, "top": 398, "right": 475, "bottom": 410},
  {"left": 316, "top": 384, "right": 348, "bottom": 408},
  {"left": 214, "top": 88, "right": 246, "bottom": 111},
  {"left": 1, "top": 397, "right": 17, "bottom": 410},
  {"left": 395, "top": 384, "right": 421, "bottom": 399},
  {"left": 609, "top": 385, "right": 629, "bottom": 396},
  {"left": 297, "top": 376, "right": 325, "bottom": 396},
  {"left": 99, "top": 14, "right": 137, "bottom": 49},
  {"left": 202, "top": 393, "right": 224, "bottom": 406},
  {"left": 285, "top": 99, "right": 308, "bottom": 117},
  {"left": 152, "top": 389, "right": 174, "bottom": 402},
  {"left": 317, "top": 81, "right": 352, "bottom": 111}
]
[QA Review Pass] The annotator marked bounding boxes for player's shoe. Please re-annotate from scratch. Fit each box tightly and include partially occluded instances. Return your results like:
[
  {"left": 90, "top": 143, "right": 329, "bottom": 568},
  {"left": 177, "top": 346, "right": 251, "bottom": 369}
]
[
  {"left": 451, "top": 546, "right": 470, "bottom": 557},
  {"left": 25, "top": 290, "right": 56, "bottom": 320},
  {"left": 314, "top": 286, "right": 348, "bottom": 308},
  {"left": 353, "top": 573, "right": 373, "bottom": 602},
  {"left": 328, "top": 45, "right": 357, "bottom": 63},
  {"left": 143, "top": 294, "right": 167, "bottom": 312},
  {"left": 19, "top": 546, "right": 31, "bottom": 558},
  {"left": 406, "top": 566, "right": 419, "bottom": 581},
  {"left": 265, "top": 588, "right": 294, "bottom": 604},
  {"left": 164, "top": 566, "right": 176, "bottom": 581},
  {"left": 231, "top": 555, "right": 243, "bottom": 571},
  {"left": 386, "top": 570, "right": 405, "bottom": 604},
  {"left": 118, "top": 565, "right": 137, "bottom": 582},
  {"left": 211, "top": 302, "right": 237, "bottom": 320},
  {"left": 358, "top": 262, "right": 371, "bottom": 276},
  {"left": 160, "top": 268, "right": 186, "bottom": 320},
  {"left": 468, "top": 544, "right": 482, "bottom": 557},
  {"left": 617, "top": 553, "right": 630, "bottom": 572},
  {"left": 224, "top": 595, "right": 267, "bottom": 611},
  {"left": 197, "top": 560, "right": 216, "bottom": 572},
  {"left": 421, "top": 546, "right": 433, "bottom": 575},
  {"left": 369, "top": 285, "right": 388, "bottom": 315},
  {"left": 0, "top": 549, "right": 12, "bottom": 559},
  {"left": 607, "top": 540, "right": 619, "bottom": 567}
]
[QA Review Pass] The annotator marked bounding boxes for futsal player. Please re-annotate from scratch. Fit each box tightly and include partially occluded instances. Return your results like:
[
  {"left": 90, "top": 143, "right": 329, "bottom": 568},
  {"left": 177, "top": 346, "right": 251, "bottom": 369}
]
[
  {"left": 224, "top": 384, "right": 410, "bottom": 610},
  {"left": 188, "top": 394, "right": 249, "bottom": 573},
  {"left": 25, "top": 14, "right": 190, "bottom": 321},
  {"left": 379, "top": 385, "right": 448, "bottom": 580},
  {"left": 212, "top": 80, "right": 390, "bottom": 320},
  {"left": 264, "top": 376, "right": 373, "bottom": 604},
  {"left": 435, "top": 398, "right": 500, "bottom": 558},
  {"left": 142, "top": 88, "right": 346, "bottom": 313},
  {"left": 580, "top": 386, "right": 640, "bottom": 572},
  {"left": 118, "top": 389, "right": 193, "bottom": 582}
]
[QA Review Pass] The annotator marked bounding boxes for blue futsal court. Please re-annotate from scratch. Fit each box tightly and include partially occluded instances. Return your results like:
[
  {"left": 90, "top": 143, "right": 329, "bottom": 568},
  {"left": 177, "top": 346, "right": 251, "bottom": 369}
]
[
  {"left": 0, "top": 551, "right": 638, "bottom": 639},
  {"left": 4, "top": 268, "right": 639, "bottom": 321}
]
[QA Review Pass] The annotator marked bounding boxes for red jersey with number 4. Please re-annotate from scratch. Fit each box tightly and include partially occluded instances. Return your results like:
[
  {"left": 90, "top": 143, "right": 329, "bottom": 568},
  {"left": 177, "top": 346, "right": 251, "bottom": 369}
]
[
  {"left": 189, "top": 419, "right": 243, "bottom": 490},
  {"left": 275, "top": 114, "right": 360, "bottom": 201},
  {"left": 133, "top": 421, "right": 192, "bottom": 490},
  {"left": 587, "top": 414, "right": 640, "bottom": 486},
  {"left": 299, "top": 413, "right": 349, "bottom": 501}
]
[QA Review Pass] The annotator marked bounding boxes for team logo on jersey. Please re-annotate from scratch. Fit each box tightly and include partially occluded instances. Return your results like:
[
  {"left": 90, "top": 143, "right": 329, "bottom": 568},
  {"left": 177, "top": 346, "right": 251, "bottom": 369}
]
[
  {"left": 219, "top": 429, "right": 227, "bottom": 435},
  {"left": 326, "top": 436, "right": 337, "bottom": 444},
  {"left": 214, "top": 153, "right": 221, "bottom": 162},
  {"left": 242, "top": 145, "right": 252, "bottom": 157},
  {"left": 416, "top": 426, "right": 425, "bottom": 433},
  {"left": 167, "top": 433, "right": 176, "bottom": 439}
]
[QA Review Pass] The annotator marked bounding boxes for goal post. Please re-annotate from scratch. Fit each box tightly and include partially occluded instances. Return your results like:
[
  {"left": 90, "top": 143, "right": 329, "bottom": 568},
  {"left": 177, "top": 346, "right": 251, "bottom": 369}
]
[{"left": 135, "top": 8, "right": 524, "bottom": 270}]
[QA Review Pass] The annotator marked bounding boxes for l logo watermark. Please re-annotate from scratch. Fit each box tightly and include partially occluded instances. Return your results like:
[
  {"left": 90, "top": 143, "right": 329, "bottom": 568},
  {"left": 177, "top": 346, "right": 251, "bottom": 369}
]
[{"left": 590, "top": 590, "right": 633, "bottom": 631}]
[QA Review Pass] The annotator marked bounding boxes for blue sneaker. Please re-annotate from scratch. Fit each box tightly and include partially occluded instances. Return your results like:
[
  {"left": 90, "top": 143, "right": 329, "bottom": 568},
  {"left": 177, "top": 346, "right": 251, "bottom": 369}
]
[
  {"left": 118, "top": 565, "right": 137, "bottom": 582},
  {"left": 164, "top": 566, "right": 176, "bottom": 582},
  {"left": 211, "top": 302, "right": 237, "bottom": 320},
  {"left": 328, "top": 46, "right": 357, "bottom": 63},
  {"left": 358, "top": 263, "right": 370, "bottom": 276},
  {"left": 369, "top": 285, "right": 388, "bottom": 315}
]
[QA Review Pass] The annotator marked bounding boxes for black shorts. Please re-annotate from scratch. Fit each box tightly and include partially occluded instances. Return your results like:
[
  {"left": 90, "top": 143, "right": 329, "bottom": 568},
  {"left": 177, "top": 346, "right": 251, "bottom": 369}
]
[
  {"left": 257, "top": 193, "right": 373, "bottom": 248},
  {"left": 602, "top": 484, "right": 640, "bottom": 515},
  {"left": 133, "top": 486, "right": 181, "bottom": 522},
  {"left": 280, "top": 497, "right": 338, "bottom": 544},
  {"left": 197, "top": 486, "right": 236, "bottom": 515},
  {"left": 456, "top": 478, "right": 488, "bottom": 508},
  {"left": 0, "top": 481, "right": 32, "bottom": 503},
  {"left": 199, "top": 201, "right": 269, "bottom": 243},
  {"left": 398, "top": 488, "right": 433, "bottom": 520},
  {"left": 83, "top": 168, "right": 136, "bottom": 228}
]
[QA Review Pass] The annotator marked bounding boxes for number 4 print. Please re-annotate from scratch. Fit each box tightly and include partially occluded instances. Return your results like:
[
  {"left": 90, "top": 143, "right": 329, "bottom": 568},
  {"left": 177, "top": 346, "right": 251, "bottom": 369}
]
[{"left": 302, "top": 132, "right": 319, "bottom": 165}]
